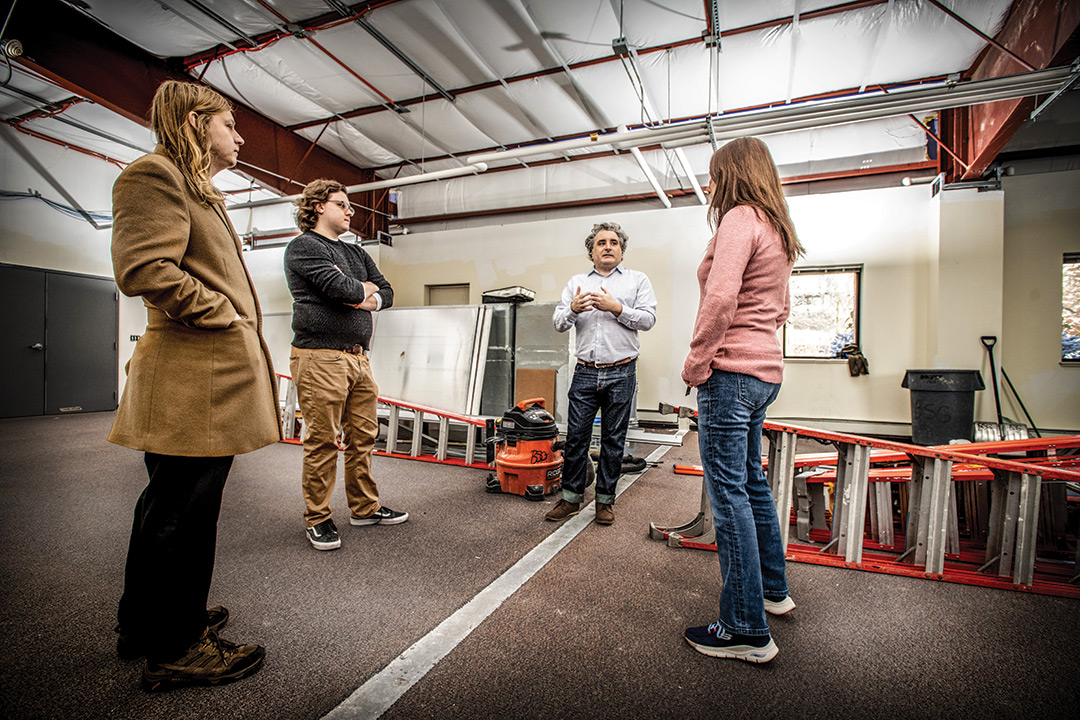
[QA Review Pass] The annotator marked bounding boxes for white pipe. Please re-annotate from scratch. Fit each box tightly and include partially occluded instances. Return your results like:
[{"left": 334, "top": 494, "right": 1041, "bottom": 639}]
[
  {"left": 465, "top": 123, "right": 705, "bottom": 165},
  {"left": 629, "top": 146, "right": 671, "bottom": 208},
  {"left": 344, "top": 163, "right": 488, "bottom": 193},
  {"left": 226, "top": 163, "right": 489, "bottom": 210},
  {"left": 673, "top": 147, "right": 707, "bottom": 205}
]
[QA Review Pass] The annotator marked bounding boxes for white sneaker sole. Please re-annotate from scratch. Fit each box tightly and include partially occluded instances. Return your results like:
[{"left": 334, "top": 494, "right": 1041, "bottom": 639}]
[
  {"left": 350, "top": 512, "right": 409, "bottom": 526},
  {"left": 307, "top": 535, "right": 341, "bottom": 550},
  {"left": 764, "top": 596, "right": 796, "bottom": 615},
  {"left": 686, "top": 636, "right": 779, "bottom": 663}
]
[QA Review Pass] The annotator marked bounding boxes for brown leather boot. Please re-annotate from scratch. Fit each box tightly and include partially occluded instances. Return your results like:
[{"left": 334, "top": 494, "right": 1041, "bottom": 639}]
[
  {"left": 142, "top": 629, "right": 264, "bottom": 691},
  {"left": 544, "top": 499, "right": 580, "bottom": 521},
  {"left": 595, "top": 503, "right": 614, "bottom": 525}
]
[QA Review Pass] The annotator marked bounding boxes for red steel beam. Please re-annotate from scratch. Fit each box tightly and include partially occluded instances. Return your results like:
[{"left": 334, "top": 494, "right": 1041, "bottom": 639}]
[
  {"left": 9, "top": 0, "right": 387, "bottom": 236},
  {"left": 952, "top": 0, "right": 1080, "bottom": 180}
]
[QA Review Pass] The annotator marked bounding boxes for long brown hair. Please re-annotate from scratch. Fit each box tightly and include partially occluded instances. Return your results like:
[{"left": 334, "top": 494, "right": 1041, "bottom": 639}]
[
  {"left": 150, "top": 80, "right": 232, "bottom": 206},
  {"left": 707, "top": 137, "right": 804, "bottom": 262}
]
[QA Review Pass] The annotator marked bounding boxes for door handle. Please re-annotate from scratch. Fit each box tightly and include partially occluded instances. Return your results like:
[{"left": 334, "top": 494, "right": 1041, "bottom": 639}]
[{"left": 29, "top": 343, "right": 43, "bottom": 351}]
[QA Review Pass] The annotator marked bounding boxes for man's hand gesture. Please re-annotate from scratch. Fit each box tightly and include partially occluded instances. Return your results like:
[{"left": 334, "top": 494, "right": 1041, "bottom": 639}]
[
  {"left": 589, "top": 286, "right": 622, "bottom": 317},
  {"left": 570, "top": 286, "right": 592, "bottom": 313}
]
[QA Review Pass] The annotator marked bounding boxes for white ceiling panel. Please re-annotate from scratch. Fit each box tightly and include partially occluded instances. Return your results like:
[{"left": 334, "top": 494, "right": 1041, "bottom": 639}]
[
  {"left": 0, "top": 72, "right": 73, "bottom": 118},
  {"left": 296, "top": 120, "right": 406, "bottom": 168},
  {"left": 434, "top": 90, "right": 552, "bottom": 149},
  {"left": 65, "top": 0, "right": 282, "bottom": 57},
  {"left": 331, "top": 102, "right": 475, "bottom": 166},
  {"left": 213, "top": 32, "right": 388, "bottom": 116},
  {"left": 413, "top": 0, "right": 571, "bottom": 79},
  {"left": 199, "top": 50, "right": 342, "bottom": 126},
  {"left": 361, "top": 1, "right": 501, "bottom": 89},
  {"left": 300, "top": 20, "right": 434, "bottom": 102},
  {"left": 520, "top": 0, "right": 707, "bottom": 63},
  {"left": 865, "top": 0, "right": 1013, "bottom": 84},
  {"left": 714, "top": 0, "right": 845, "bottom": 32},
  {"left": 501, "top": 74, "right": 610, "bottom": 139}
]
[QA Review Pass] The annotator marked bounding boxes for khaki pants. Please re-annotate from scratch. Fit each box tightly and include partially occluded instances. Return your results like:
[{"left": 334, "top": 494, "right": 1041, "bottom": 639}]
[{"left": 290, "top": 347, "right": 381, "bottom": 526}]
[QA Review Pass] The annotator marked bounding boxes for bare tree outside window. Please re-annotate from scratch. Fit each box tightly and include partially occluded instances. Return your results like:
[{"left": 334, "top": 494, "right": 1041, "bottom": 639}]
[
  {"left": 1063, "top": 254, "right": 1080, "bottom": 362},
  {"left": 783, "top": 267, "right": 860, "bottom": 359}
]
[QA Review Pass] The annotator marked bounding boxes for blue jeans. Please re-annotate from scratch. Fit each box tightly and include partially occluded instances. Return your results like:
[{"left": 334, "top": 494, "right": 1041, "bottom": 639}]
[
  {"left": 562, "top": 360, "right": 636, "bottom": 505},
  {"left": 697, "top": 370, "right": 788, "bottom": 636}
]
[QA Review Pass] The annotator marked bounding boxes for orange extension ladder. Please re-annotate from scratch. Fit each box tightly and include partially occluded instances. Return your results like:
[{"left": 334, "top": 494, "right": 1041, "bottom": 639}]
[
  {"left": 277, "top": 374, "right": 492, "bottom": 469},
  {"left": 650, "top": 423, "right": 1080, "bottom": 599}
]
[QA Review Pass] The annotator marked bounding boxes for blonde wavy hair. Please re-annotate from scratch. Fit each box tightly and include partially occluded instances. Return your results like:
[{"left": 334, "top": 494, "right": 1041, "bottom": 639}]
[
  {"left": 150, "top": 80, "right": 232, "bottom": 206},
  {"left": 707, "top": 137, "right": 804, "bottom": 263}
]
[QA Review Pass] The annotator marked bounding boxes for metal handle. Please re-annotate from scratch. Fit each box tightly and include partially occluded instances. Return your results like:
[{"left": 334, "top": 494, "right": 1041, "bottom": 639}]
[{"left": 29, "top": 343, "right": 43, "bottom": 351}]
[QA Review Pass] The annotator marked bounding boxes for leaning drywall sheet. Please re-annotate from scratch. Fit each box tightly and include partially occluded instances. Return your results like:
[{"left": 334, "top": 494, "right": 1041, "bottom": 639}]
[{"left": 370, "top": 305, "right": 490, "bottom": 415}]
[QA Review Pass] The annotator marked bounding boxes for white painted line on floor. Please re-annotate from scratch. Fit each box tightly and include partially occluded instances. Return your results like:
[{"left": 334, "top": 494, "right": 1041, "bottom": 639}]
[{"left": 323, "top": 445, "right": 671, "bottom": 720}]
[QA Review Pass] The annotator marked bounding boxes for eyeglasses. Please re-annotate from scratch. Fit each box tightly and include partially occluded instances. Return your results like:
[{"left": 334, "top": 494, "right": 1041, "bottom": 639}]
[{"left": 326, "top": 200, "right": 354, "bottom": 214}]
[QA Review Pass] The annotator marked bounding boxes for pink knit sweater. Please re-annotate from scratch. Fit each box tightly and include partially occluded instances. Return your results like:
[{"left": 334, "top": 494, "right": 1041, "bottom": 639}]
[{"left": 682, "top": 205, "right": 793, "bottom": 387}]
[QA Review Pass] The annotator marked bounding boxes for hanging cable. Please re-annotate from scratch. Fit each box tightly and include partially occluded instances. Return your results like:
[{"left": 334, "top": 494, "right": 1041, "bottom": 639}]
[
  {"left": 0, "top": 0, "right": 18, "bottom": 39},
  {"left": 0, "top": 189, "right": 112, "bottom": 225}
]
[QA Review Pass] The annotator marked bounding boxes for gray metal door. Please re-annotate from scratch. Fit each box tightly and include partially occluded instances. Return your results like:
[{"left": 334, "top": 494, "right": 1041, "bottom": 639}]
[
  {"left": 0, "top": 266, "right": 46, "bottom": 418},
  {"left": 46, "top": 273, "right": 118, "bottom": 414}
]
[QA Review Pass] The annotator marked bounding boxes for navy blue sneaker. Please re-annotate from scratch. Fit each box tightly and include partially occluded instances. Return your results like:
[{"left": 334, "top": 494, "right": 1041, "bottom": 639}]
[{"left": 684, "top": 622, "right": 778, "bottom": 663}]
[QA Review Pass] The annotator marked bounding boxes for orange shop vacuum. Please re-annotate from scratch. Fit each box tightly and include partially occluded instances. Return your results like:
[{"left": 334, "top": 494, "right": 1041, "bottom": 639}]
[{"left": 486, "top": 398, "right": 563, "bottom": 501}]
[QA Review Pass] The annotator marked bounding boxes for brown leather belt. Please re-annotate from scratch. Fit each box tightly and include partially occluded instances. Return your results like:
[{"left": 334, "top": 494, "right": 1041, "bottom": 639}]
[
  {"left": 578, "top": 357, "right": 635, "bottom": 369},
  {"left": 342, "top": 344, "right": 366, "bottom": 355}
]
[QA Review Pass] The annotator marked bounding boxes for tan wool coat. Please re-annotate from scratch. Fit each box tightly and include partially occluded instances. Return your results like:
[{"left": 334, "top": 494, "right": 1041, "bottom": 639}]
[{"left": 108, "top": 149, "right": 282, "bottom": 457}]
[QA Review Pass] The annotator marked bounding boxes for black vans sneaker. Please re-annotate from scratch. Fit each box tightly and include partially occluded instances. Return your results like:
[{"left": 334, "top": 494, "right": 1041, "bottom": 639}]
[
  {"left": 350, "top": 507, "right": 409, "bottom": 526},
  {"left": 306, "top": 519, "right": 341, "bottom": 550},
  {"left": 684, "top": 622, "right": 778, "bottom": 663}
]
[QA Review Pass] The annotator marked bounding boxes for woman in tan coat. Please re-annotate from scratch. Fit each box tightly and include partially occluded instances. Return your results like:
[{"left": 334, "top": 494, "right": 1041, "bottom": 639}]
[{"left": 110, "top": 80, "right": 280, "bottom": 691}]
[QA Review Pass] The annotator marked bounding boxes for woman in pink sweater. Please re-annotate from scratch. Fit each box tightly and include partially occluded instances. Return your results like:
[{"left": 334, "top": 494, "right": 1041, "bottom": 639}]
[{"left": 681, "top": 137, "right": 804, "bottom": 664}]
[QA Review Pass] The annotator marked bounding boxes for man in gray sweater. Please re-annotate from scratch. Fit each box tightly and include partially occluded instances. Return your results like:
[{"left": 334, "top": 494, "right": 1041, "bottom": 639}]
[{"left": 285, "top": 179, "right": 407, "bottom": 551}]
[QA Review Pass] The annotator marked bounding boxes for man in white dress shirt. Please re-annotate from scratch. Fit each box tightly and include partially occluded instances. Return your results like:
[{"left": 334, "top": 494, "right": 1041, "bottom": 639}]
[{"left": 546, "top": 222, "right": 657, "bottom": 525}]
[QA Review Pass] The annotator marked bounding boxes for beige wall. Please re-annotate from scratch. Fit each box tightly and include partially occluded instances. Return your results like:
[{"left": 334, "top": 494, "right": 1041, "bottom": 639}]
[
  {"left": 380, "top": 186, "right": 943, "bottom": 430},
  {"left": 1001, "top": 170, "right": 1080, "bottom": 433},
  {"left": 378, "top": 181, "right": 1077, "bottom": 434},
  {"left": 377, "top": 207, "right": 706, "bottom": 411}
]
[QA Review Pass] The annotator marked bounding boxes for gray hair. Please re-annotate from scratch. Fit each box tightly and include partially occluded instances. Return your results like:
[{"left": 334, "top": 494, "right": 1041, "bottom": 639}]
[{"left": 584, "top": 221, "right": 629, "bottom": 257}]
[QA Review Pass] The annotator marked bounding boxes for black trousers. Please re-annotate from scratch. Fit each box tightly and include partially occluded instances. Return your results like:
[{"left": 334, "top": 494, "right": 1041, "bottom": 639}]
[{"left": 118, "top": 452, "right": 233, "bottom": 662}]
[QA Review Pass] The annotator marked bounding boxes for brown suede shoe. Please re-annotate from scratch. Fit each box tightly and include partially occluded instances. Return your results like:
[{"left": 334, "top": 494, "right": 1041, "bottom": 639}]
[
  {"left": 595, "top": 503, "right": 614, "bottom": 525},
  {"left": 544, "top": 499, "right": 580, "bottom": 521},
  {"left": 142, "top": 629, "right": 264, "bottom": 692}
]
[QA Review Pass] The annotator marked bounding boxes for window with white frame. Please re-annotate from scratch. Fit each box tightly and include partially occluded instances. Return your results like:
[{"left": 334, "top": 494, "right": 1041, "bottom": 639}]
[
  {"left": 783, "top": 265, "right": 861, "bottom": 359},
  {"left": 1063, "top": 253, "right": 1080, "bottom": 363}
]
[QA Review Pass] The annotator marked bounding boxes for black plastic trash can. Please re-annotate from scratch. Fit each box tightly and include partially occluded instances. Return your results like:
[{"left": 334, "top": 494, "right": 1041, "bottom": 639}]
[{"left": 901, "top": 369, "right": 985, "bottom": 445}]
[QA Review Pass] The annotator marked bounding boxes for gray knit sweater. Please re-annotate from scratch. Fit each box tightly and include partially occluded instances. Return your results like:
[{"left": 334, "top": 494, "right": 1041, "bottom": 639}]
[{"left": 284, "top": 230, "right": 394, "bottom": 351}]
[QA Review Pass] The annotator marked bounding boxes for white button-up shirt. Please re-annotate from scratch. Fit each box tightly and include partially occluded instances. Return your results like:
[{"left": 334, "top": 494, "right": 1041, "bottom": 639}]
[{"left": 552, "top": 264, "right": 657, "bottom": 365}]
